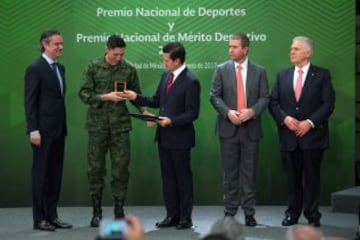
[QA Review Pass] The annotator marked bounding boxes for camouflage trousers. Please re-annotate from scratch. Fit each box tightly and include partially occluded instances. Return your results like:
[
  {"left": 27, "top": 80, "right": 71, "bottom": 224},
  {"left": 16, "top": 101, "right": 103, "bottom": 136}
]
[{"left": 87, "top": 130, "right": 130, "bottom": 200}]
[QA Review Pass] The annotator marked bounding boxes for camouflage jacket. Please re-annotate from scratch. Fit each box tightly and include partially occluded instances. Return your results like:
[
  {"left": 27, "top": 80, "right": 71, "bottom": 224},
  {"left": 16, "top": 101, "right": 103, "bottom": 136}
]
[{"left": 79, "top": 57, "right": 143, "bottom": 132}]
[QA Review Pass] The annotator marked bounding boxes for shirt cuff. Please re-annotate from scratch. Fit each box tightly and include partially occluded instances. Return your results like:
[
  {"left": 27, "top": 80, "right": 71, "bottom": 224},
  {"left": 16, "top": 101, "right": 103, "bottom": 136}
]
[
  {"left": 30, "top": 130, "right": 40, "bottom": 136},
  {"left": 306, "top": 119, "right": 315, "bottom": 128}
]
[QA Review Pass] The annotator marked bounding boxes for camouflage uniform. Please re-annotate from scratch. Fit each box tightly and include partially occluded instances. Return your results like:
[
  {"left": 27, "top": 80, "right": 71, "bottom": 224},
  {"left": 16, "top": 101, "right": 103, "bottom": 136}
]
[{"left": 79, "top": 57, "right": 143, "bottom": 201}]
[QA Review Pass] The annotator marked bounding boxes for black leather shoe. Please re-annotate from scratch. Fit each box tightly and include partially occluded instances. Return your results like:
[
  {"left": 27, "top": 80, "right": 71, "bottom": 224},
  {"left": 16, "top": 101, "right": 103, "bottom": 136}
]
[
  {"left": 50, "top": 218, "right": 73, "bottom": 229},
  {"left": 245, "top": 215, "right": 257, "bottom": 227},
  {"left": 155, "top": 216, "right": 178, "bottom": 228},
  {"left": 176, "top": 220, "right": 192, "bottom": 230},
  {"left": 33, "top": 220, "right": 56, "bottom": 231},
  {"left": 282, "top": 216, "right": 298, "bottom": 226},
  {"left": 308, "top": 219, "right": 321, "bottom": 227}
]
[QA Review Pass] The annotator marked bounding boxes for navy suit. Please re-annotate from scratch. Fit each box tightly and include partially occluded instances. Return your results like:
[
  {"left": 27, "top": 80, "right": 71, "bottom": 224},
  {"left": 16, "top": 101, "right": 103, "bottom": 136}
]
[
  {"left": 269, "top": 64, "right": 335, "bottom": 221},
  {"left": 134, "top": 67, "right": 200, "bottom": 221},
  {"left": 24, "top": 56, "right": 67, "bottom": 223}
]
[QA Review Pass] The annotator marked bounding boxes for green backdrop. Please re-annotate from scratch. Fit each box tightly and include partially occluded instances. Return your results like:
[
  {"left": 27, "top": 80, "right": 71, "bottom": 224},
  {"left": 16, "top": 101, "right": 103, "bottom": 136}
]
[{"left": 0, "top": 0, "right": 355, "bottom": 206}]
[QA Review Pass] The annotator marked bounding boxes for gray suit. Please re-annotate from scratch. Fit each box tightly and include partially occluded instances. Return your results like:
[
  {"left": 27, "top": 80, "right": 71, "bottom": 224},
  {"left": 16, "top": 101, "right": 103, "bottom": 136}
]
[{"left": 210, "top": 59, "right": 269, "bottom": 216}]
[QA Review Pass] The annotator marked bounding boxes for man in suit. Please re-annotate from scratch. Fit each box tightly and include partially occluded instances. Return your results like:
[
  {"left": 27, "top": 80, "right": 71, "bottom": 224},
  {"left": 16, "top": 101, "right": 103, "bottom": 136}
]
[
  {"left": 24, "top": 29, "right": 72, "bottom": 231},
  {"left": 209, "top": 33, "right": 269, "bottom": 226},
  {"left": 269, "top": 36, "right": 335, "bottom": 227},
  {"left": 123, "top": 42, "right": 200, "bottom": 230}
]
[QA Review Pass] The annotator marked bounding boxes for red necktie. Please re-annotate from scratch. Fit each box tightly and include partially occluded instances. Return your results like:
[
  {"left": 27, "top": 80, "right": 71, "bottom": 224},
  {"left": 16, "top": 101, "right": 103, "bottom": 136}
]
[
  {"left": 166, "top": 73, "right": 174, "bottom": 94},
  {"left": 237, "top": 65, "right": 246, "bottom": 110},
  {"left": 295, "top": 69, "right": 303, "bottom": 101}
]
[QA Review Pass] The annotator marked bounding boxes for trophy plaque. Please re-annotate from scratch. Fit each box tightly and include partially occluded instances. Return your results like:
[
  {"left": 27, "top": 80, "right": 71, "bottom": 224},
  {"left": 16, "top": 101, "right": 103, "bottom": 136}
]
[
  {"left": 114, "top": 81, "right": 126, "bottom": 92},
  {"left": 128, "top": 113, "right": 162, "bottom": 122}
]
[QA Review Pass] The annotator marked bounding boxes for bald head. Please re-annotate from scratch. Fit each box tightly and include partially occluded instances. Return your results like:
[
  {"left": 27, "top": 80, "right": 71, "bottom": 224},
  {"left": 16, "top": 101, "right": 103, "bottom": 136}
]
[{"left": 285, "top": 225, "right": 324, "bottom": 240}]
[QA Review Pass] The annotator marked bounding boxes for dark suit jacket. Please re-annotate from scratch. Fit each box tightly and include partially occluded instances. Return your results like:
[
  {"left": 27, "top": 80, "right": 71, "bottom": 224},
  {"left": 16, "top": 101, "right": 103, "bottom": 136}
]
[
  {"left": 24, "top": 56, "right": 67, "bottom": 137},
  {"left": 134, "top": 67, "right": 200, "bottom": 149},
  {"left": 210, "top": 60, "right": 269, "bottom": 140},
  {"left": 269, "top": 64, "right": 335, "bottom": 151}
]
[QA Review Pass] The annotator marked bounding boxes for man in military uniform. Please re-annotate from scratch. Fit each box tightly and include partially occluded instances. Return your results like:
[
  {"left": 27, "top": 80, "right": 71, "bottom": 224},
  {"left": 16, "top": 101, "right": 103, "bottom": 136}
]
[{"left": 79, "top": 35, "right": 146, "bottom": 227}]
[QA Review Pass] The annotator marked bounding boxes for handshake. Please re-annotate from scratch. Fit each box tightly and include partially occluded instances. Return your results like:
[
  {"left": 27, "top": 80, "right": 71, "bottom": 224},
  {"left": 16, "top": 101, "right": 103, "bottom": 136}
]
[{"left": 99, "top": 90, "right": 172, "bottom": 127}]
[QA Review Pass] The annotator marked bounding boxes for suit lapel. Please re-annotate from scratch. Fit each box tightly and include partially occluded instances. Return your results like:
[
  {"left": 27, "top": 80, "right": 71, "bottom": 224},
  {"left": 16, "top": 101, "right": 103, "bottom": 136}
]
[
  {"left": 164, "top": 68, "right": 187, "bottom": 97},
  {"left": 41, "top": 57, "right": 64, "bottom": 96},
  {"left": 286, "top": 67, "right": 296, "bottom": 102},
  {"left": 300, "top": 65, "right": 316, "bottom": 100},
  {"left": 246, "top": 62, "right": 255, "bottom": 100},
  {"left": 58, "top": 64, "right": 66, "bottom": 95},
  {"left": 228, "top": 61, "right": 236, "bottom": 96},
  {"left": 170, "top": 70, "right": 182, "bottom": 92}
]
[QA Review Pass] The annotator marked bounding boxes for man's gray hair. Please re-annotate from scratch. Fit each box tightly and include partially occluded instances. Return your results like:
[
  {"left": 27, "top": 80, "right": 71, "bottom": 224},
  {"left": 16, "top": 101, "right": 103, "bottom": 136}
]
[
  {"left": 208, "top": 216, "right": 244, "bottom": 240},
  {"left": 292, "top": 36, "right": 313, "bottom": 54}
]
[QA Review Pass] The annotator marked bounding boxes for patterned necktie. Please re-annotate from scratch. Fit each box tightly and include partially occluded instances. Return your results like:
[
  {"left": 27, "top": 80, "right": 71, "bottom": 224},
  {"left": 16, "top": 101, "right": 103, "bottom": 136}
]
[
  {"left": 295, "top": 69, "right": 303, "bottom": 101},
  {"left": 165, "top": 73, "right": 174, "bottom": 94},
  {"left": 236, "top": 65, "right": 246, "bottom": 110}
]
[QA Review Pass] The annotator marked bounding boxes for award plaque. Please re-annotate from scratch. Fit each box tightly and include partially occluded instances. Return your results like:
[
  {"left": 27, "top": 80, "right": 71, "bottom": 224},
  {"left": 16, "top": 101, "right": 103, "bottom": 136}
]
[
  {"left": 114, "top": 81, "right": 126, "bottom": 92},
  {"left": 128, "top": 113, "right": 162, "bottom": 122}
]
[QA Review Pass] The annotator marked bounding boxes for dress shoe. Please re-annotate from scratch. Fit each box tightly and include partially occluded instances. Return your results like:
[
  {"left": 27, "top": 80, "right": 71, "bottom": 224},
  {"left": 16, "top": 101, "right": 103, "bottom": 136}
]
[
  {"left": 308, "top": 219, "right": 321, "bottom": 227},
  {"left": 155, "top": 216, "right": 178, "bottom": 228},
  {"left": 50, "top": 218, "right": 73, "bottom": 229},
  {"left": 282, "top": 216, "right": 298, "bottom": 226},
  {"left": 176, "top": 220, "right": 193, "bottom": 230},
  {"left": 245, "top": 215, "right": 257, "bottom": 227},
  {"left": 33, "top": 220, "right": 56, "bottom": 231}
]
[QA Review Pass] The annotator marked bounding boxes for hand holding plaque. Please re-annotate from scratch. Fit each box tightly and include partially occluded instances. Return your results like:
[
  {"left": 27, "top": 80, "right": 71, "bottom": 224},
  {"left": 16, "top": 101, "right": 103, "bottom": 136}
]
[{"left": 114, "top": 81, "right": 127, "bottom": 96}]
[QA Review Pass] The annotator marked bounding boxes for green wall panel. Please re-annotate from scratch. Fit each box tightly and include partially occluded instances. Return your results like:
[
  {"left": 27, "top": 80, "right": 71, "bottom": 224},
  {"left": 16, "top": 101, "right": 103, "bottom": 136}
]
[{"left": 0, "top": 0, "right": 355, "bottom": 206}]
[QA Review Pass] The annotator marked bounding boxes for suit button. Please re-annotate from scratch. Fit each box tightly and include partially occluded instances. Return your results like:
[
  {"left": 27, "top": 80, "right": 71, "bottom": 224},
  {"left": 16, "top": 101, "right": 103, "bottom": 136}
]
[{"left": 295, "top": 107, "right": 299, "bottom": 110}]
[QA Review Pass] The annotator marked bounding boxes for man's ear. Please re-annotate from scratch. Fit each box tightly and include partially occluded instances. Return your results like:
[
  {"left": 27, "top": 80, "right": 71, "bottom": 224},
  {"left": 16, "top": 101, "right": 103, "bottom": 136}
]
[{"left": 175, "top": 58, "right": 181, "bottom": 66}]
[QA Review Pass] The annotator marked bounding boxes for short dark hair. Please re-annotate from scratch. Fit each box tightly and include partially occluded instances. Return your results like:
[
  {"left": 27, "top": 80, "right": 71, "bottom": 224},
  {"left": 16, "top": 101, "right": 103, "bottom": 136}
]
[
  {"left": 39, "top": 29, "right": 61, "bottom": 52},
  {"left": 230, "top": 33, "right": 250, "bottom": 48},
  {"left": 107, "top": 35, "right": 126, "bottom": 49},
  {"left": 162, "top": 42, "right": 186, "bottom": 63}
]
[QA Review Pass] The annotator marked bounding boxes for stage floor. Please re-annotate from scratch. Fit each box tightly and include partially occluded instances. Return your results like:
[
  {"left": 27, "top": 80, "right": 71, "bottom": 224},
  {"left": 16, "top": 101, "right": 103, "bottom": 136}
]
[{"left": 0, "top": 206, "right": 357, "bottom": 240}]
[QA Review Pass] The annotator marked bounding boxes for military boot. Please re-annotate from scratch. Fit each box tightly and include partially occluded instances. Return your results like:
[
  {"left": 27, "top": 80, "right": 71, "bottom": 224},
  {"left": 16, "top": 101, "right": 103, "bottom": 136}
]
[
  {"left": 90, "top": 198, "right": 102, "bottom": 227},
  {"left": 114, "top": 198, "right": 125, "bottom": 219}
]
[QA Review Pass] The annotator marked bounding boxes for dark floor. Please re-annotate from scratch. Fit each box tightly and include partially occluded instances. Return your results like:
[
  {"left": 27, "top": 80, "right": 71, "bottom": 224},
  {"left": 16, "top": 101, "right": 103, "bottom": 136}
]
[{"left": 0, "top": 206, "right": 357, "bottom": 240}]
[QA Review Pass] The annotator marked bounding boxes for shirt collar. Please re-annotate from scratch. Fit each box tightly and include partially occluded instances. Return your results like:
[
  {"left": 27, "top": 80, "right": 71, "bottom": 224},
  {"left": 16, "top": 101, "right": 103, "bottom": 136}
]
[
  {"left": 172, "top": 63, "right": 186, "bottom": 80},
  {"left": 234, "top": 57, "right": 248, "bottom": 70},
  {"left": 42, "top": 53, "right": 56, "bottom": 65},
  {"left": 295, "top": 62, "right": 310, "bottom": 74}
]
